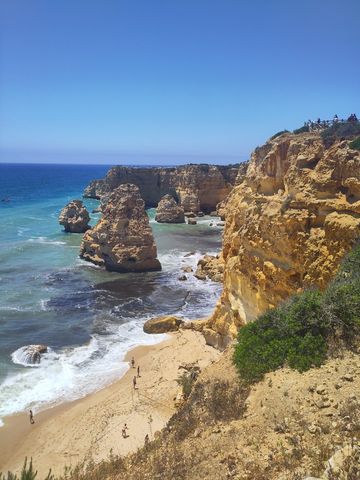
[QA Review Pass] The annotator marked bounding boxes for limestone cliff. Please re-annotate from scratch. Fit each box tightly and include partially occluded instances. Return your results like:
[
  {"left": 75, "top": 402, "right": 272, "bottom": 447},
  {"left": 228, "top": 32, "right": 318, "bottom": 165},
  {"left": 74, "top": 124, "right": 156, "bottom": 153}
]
[
  {"left": 80, "top": 184, "right": 161, "bottom": 273},
  {"left": 83, "top": 164, "right": 239, "bottom": 213},
  {"left": 206, "top": 131, "right": 360, "bottom": 347}
]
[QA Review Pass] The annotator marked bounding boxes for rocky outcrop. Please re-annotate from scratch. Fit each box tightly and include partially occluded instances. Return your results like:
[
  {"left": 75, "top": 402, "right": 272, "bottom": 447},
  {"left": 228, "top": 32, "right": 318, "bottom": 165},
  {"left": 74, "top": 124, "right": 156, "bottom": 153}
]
[
  {"left": 215, "top": 162, "right": 250, "bottom": 220},
  {"left": 79, "top": 184, "right": 161, "bottom": 273},
  {"left": 207, "top": 132, "right": 360, "bottom": 346},
  {"left": 143, "top": 315, "right": 184, "bottom": 334},
  {"left": 83, "top": 164, "right": 239, "bottom": 213},
  {"left": 155, "top": 195, "right": 185, "bottom": 223},
  {"left": 59, "top": 200, "right": 90, "bottom": 233},
  {"left": 12, "top": 345, "right": 48, "bottom": 365},
  {"left": 194, "top": 255, "right": 224, "bottom": 282}
]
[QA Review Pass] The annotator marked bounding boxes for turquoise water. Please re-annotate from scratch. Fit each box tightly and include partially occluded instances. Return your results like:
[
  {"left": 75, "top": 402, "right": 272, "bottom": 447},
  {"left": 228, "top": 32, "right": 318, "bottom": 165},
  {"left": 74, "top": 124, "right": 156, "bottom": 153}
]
[{"left": 0, "top": 163, "right": 222, "bottom": 424}]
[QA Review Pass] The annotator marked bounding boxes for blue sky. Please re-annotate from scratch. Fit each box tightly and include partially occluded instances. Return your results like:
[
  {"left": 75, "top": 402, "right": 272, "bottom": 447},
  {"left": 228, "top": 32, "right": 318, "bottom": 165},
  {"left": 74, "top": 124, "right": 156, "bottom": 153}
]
[{"left": 0, "top": 0, "right": 359, "bottom": 164}]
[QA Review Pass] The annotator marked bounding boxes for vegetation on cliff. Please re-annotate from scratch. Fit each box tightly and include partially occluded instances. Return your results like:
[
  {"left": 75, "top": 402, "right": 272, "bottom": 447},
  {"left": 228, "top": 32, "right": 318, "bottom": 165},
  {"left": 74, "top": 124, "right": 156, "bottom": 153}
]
[
  {"left": 233, "top": 243, "right": 360, "bottom": 383},
  {"left": 321, "top": 121, "right": 360, "bottom": 148},
  {"left": 349, "top": 136, "right": 360, "bottom": 151}
]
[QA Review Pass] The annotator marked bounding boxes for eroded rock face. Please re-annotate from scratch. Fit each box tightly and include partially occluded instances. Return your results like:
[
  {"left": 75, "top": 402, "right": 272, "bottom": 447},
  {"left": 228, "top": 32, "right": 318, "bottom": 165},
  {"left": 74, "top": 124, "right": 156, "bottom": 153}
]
[
  {"left": 59, "top": 200, "right": 90, "bottom": 233},
  {"left": 83, "top": 164, "right": 239, "bottom": 213},
  {"left": 207, "top": 132, "right": 360, "bottom": 346},
  {"left": 80, "top": 184, "right": 161, "bottom": 273},
  {"left": 155, "top": 195, "right": 185, "bottom": 223},
  {"left": 143, "top": 315, "right": 184, "bottom": 334}
]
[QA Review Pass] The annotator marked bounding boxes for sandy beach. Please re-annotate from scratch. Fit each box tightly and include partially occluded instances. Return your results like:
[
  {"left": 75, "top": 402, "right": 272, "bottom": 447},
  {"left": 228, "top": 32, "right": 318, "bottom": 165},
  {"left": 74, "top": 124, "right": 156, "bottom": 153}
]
[{"left": 0, "top": 329, "right": 219, "bottom": 477}]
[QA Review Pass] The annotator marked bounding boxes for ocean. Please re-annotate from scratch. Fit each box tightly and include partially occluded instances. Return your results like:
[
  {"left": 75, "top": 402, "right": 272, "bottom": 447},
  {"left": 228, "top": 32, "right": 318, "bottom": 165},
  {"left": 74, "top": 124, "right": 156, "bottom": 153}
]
[{"left": 0, "top": 163, "right": 222, "bottom": 425}]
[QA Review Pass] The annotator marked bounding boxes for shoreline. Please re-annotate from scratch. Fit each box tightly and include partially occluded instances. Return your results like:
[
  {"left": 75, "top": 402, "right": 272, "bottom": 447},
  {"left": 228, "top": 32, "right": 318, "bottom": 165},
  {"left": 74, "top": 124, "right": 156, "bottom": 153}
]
[{"left": 0, "top": 329, "right": 219, "bottom": 477}]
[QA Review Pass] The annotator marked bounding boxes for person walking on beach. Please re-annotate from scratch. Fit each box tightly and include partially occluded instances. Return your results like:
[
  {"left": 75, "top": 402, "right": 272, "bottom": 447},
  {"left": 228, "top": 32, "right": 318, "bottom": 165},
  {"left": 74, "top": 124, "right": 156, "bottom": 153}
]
[
  {"left": 133, "top": 375, "right": 137, "bottom": 389},
  {"left": 131, "top": 356, "right": 135, "bottom": 368},
  {"left": 137, "top": 365, "right": 140, "bottom": 377},
  {"left": 122, "top": 423, "right": 128, "bottom": 438},
  {"left": 29, "top": 410, "right": 34, "bottom": 424}
]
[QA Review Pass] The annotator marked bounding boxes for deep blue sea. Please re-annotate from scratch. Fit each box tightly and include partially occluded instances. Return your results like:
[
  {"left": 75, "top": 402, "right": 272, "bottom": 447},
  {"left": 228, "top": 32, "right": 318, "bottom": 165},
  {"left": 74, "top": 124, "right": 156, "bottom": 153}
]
[{"left": 0, "top": 163, "right": 222, "bottom": 425}]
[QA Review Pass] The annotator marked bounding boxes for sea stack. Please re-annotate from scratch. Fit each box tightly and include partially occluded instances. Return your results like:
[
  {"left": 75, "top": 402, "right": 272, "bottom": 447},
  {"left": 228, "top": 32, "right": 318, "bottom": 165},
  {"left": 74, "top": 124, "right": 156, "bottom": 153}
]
[
  {"left": 155, "top": 194, "right": 185, "bottom": 223},
  {"left": 59, "top": 200, "right": 90, "bottom": 233},
  {"left": 80, "top": 184, "right": 161, "bottom": 273}
]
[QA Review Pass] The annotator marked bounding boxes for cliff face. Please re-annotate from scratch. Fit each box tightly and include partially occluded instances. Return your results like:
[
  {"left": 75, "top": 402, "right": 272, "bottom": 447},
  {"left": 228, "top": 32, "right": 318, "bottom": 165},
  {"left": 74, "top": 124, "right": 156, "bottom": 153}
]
[
  {"left": 80, "top": 184, "right": 161, "bottom": 273},
  {"left": 83, "top": 164, "right": 240, "bottom": 213},
  {"left": 206, "top": 132, "right": 360, "bottom": 347}
]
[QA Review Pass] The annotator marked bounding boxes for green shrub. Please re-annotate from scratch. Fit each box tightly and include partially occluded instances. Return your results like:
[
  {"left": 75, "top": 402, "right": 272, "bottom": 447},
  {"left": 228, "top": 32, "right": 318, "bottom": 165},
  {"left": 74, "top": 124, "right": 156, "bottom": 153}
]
[
  {"left": 349, "top": 136, "right": 360, "bottom": 151},
  {"left": 293, "top": 125, "right": 310, "bottom": 134},
  {"left": 321, "top": 121, "right": 360, "bottom": 148},
  {"left": 270, "top": 130, "right": 289, "bottom": 140},
  {"left": 233, "top": 291, "right": 327, "bottom": 382},
  {"left": 233, "top": 244, "right": 360, "bottom": 383}
]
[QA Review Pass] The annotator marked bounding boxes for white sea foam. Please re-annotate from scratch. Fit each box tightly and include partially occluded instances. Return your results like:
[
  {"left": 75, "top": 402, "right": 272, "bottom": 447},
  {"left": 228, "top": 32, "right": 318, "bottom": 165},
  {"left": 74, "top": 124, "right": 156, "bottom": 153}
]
[
  {"left": 27, "top": 237, "right": 67, "bottom": 246},
  {"left": 0, "top": 324, "right": 167, "bottom": 425},
  {"left": 17, "top": 227, "right": 30, "bottom": 237}
]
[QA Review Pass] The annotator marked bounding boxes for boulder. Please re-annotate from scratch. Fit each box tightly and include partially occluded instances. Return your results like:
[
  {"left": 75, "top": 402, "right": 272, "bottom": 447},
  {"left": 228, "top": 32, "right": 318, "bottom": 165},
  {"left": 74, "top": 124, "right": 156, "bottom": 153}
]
[
  {"left": 195, "top": 255, "right": 224, "bottom": 282},
  {"left": 80, "top": 184, "right": 161, "bottom": 273},
  {"left": 155, "top": 194, "right": 185, "bottom": 223},
  {"left": 182, "top": 266, "right": 193, "bottom": 273},
  {"left": 59, "top": 200, "right": 90, "bottom": 233},
  {"left": 188, "top": 218, "right": 197, "bottom": 225},
  {"left": 184, "top": 212, "right": 196, "bottom": 218},
  {"left": 143, "top": 315, "right": 184, "bottom": 334},
  {"left": 13, "top": 344, "right": 48, "bottom": 365}
]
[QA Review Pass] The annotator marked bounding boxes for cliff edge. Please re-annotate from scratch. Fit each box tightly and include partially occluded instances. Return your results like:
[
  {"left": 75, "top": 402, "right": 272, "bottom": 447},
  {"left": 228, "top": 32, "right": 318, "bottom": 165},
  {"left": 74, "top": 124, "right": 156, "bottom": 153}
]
[
  {"left": 83, "top": 164, "right": 241, "bottom": 213},
  {"left": 206, "top": 131, "right": 360, "bottom": 347}
]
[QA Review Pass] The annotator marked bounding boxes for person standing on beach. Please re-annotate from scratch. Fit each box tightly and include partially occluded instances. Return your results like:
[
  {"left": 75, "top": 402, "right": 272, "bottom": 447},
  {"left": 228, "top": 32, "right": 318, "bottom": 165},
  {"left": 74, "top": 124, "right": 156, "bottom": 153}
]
[
  {"left": 122, "top": 423, "right": 128, "bottom": 438},
  {"left": 144, "top": 434, "right": 149, "bottom": 445},
  {"left": 137, "top": 365, "right": 140, "bottom": 377},
  {"left": 29, "top": 410, "right": 34, "bottom": 424},
  {"left": 131, "top": 356, "right": 135, "bottom": 368},
  {"left": 133, "top": 375, "right": 137, "bottom": 389}
]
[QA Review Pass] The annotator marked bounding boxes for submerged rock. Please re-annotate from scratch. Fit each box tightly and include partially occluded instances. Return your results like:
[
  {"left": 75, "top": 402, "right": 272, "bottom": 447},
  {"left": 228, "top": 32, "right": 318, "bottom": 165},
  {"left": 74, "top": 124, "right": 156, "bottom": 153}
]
[
  {"left": 155, "top": 194, "right": 185, "bottom": 223},
  {"left": 80, "top": 184, "right": 161, "bottom": 273},
  {"left": 143, "top": 315, "right": 184, "bottom": 334},
  {"left": 12, "top": 344, "right": 48, "bottom": 365},
  {"left": 187, "top": 218, "right": 197, "bottom": 225},
  {"left": 59, "top": 200, "right": 91, "bottom": 233}
]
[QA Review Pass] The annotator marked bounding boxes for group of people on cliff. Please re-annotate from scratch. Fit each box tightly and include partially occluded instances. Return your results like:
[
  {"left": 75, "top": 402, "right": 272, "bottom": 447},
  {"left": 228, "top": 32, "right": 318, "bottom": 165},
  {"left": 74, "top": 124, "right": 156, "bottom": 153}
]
[{"left": 304, "top": 113, "right": 358, "bottom": 131}]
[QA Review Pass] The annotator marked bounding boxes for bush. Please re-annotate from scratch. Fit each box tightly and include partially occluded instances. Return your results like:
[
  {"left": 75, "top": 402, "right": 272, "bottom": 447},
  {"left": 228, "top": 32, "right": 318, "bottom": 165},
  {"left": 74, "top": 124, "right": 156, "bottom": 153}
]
[
  {"left": 233, "top": 244, "right": 360, "bottom": 383},
  {"left": 349, "top": 136, "right": 360, "bottom": 151},
  {"left": 321, "top": 121, "right": 360, "bottom": 148},
  {"left": 293, "top": 125, "right": 310, "bottom": 134},
  {"left": 270, "top": 130, "right": 289, "bottom": 140}
]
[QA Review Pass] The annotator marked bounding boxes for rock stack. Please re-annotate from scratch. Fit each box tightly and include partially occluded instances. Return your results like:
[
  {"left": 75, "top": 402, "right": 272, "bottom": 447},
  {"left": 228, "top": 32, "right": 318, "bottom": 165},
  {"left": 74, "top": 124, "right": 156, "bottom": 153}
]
[
  {"left": 155, "top": 194, "right": 185, "bottom": 223},
  {"left": 59, "top": 200, "right": 90, "bottom": 233},
  {"left": 80, "top": 184, "right": 161, "bottom": 273}
]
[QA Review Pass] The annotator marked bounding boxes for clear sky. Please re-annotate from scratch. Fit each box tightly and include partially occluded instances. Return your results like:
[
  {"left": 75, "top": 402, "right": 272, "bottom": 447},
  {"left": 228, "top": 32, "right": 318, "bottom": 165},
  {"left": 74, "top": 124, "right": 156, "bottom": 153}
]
[{"left": 0, "top": 0, "right": 359, "bottom": 164}]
